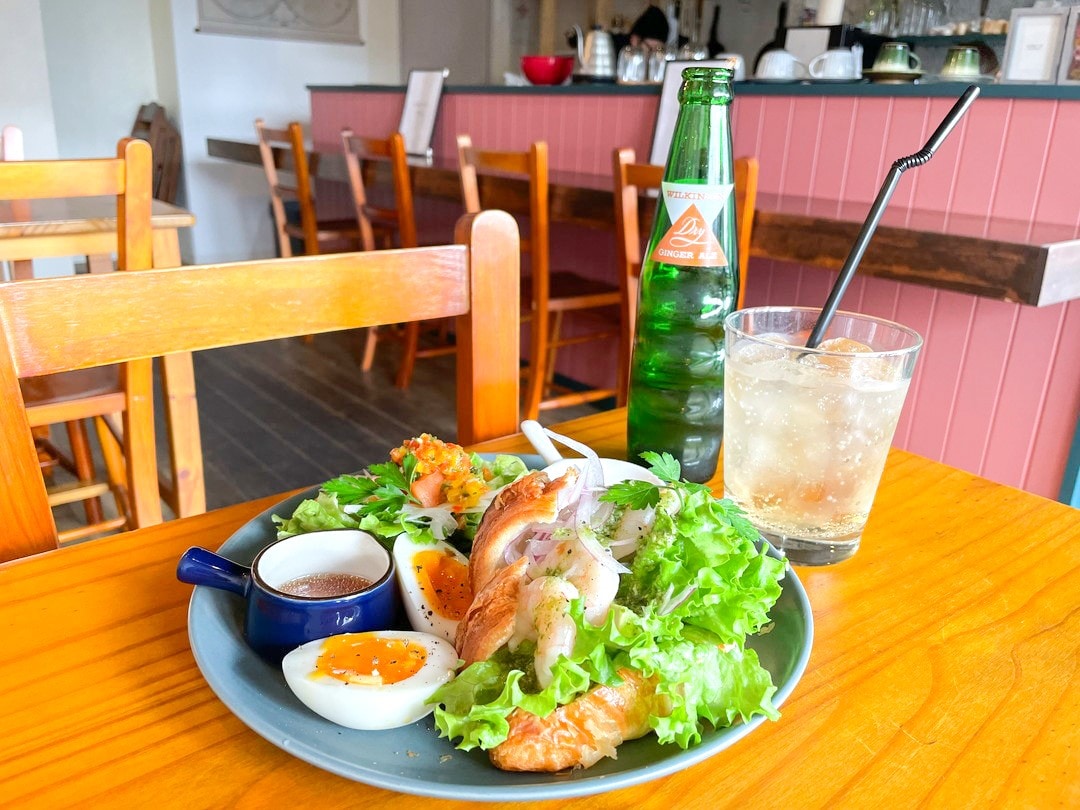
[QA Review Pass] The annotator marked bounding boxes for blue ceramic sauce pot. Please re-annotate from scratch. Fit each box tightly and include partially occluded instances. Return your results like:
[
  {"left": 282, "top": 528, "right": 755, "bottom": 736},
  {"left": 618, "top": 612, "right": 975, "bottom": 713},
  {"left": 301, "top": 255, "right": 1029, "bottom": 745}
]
[{"left": 177, "top": 529, "right": 399, "bottom": 661}]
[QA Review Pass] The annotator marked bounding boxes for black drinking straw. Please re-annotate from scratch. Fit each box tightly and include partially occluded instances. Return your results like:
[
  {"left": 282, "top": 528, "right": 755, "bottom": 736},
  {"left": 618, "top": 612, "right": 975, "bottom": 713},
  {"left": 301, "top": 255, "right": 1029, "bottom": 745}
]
[{"left": 805, "top": 84, "right": 981, "bottom": 349}]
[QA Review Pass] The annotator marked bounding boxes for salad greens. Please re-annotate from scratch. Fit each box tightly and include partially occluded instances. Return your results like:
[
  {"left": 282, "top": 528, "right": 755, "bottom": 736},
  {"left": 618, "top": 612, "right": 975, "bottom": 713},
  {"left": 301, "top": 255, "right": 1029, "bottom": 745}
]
[
  {"left": 430, "top": 451, "right": 786, "bottom": 751},
  {"left": 272, "top": 447, "right": 528, "bottom": 550}
]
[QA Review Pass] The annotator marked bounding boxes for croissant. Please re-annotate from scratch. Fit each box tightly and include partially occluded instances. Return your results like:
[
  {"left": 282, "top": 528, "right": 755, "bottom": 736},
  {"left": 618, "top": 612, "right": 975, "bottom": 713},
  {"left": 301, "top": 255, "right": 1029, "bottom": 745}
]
[
  {"left": 467, "top": 468, "right": 577, "bottom": 593},
  {"left": 454, "top": 465, "right": 667, "bottom": 772},
  {"left": 490, "top": 668, "right": 660, "bottom": 772},
  {"left": 455, "top": 555, "right": 528, "bottom": 665}
]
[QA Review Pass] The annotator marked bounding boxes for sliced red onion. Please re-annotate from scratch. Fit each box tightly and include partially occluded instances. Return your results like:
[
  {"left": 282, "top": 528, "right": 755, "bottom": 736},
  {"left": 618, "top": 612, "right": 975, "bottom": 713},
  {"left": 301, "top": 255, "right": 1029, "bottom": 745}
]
[
  {"left": 539, "top": 427, "right": 634, "bottom": 576},
  {"left": 399, "top": 504, "right": 459, "bottom": 540},
  {"left": 502, "top": 533, "right": 528, "bottom": 566},
  {"left": 606, "top": 535, "right": 641, "bottom": 560},
  {"left": 576, "top": 522, "right": 631, "bottom": 575}
]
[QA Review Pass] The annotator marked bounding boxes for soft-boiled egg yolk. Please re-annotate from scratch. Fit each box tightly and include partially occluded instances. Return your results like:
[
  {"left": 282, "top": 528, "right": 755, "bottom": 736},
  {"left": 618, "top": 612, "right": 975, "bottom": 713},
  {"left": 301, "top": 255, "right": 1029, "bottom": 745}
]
[
  {"left": 314, "top": 633, "right": 426, "bottom": 686},
  {"left": 412, "top": 549, "right": 471, "bottom": 619},
  {"left": 282, "top": 631, "right": 456, "bottom": 730},
  {"left": 393, "top": 535, "right": 472, "bottom": 645}
]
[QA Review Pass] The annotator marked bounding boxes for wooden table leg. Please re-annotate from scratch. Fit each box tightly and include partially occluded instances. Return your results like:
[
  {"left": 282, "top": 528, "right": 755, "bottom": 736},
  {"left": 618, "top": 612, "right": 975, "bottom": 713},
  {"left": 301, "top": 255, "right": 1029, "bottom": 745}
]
[{"left": 152, "top": 229, "right": 206, "bottom": 517}]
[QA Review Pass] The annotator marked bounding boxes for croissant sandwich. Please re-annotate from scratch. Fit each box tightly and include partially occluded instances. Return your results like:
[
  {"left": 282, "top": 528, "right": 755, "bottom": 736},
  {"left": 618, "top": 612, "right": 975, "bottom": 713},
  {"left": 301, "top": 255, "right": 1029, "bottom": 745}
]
[{"left": 430, "top": 450, "right": 788, "bottom": 772}]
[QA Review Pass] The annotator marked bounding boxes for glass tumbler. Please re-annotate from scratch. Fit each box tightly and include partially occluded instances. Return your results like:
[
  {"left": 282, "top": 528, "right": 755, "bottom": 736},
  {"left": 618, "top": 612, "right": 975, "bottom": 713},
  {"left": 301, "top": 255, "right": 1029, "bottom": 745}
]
[
  {"left": 617, "top": 44, "right": 648, "bottom": 83},
  {"left": 723, "top": 307, "right": 922, "bottom": 565}
]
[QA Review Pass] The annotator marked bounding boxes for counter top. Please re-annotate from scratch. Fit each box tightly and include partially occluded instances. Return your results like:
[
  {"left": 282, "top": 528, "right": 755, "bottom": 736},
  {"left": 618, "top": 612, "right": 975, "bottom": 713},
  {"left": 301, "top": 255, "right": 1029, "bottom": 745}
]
[
  {"left": 208, "top": 137, "right": 1080, "bottom": 306},
  {"left": 309, "top": 81, "right": 1080, "bottom": 101}
]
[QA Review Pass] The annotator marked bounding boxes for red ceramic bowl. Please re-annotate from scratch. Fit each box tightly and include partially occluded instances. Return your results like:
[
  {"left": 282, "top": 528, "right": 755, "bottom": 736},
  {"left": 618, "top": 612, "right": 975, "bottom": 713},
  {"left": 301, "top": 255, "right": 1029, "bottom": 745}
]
[{"left": 521, "top": 55, "right": 575, "bottom": 85}]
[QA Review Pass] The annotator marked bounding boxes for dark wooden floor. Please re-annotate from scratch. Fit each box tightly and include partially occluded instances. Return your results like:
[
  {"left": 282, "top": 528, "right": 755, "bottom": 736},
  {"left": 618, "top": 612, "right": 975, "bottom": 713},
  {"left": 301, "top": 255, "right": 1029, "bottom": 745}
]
[
  {"left": 52, "top": 330, "right": 603, "bottom": 531},
  {"left": 192, "top": 329, "right": 463, "bottom": 509}
]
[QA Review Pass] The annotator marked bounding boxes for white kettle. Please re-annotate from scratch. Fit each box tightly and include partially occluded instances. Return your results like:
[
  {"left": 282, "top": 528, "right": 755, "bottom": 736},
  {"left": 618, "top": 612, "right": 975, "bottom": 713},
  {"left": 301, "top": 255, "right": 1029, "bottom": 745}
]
[{"left": 571, "top": 24, "right": 616, "bottom": 79}]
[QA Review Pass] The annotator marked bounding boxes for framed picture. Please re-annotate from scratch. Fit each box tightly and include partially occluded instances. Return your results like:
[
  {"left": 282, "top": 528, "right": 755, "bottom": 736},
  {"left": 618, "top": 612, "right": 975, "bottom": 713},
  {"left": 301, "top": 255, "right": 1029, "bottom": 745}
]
[
  {"left": 1001, "top": 7, "right": 1070, "bottom": 84},
  {"left": 196, "top": 0, "right": 362, "bottom": 45},
  {"left": 649, "top": 59, "right": 737, "bottom": 165},
  {"left": 397, "top": 69, "right": 449, "bottom": 160},
  {"left": 1058, "top": 6, "right": 1080, "bottom": 85}
]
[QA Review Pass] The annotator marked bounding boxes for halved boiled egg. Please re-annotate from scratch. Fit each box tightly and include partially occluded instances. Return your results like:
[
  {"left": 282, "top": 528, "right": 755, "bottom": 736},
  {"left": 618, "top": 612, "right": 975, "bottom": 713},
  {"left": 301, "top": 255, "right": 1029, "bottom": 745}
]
[
  {"left": 392, "top": 534, "right": 472, "bottom": 644},
  {"left": 282, "top": 631, "right": 456, "bottom": 730}
]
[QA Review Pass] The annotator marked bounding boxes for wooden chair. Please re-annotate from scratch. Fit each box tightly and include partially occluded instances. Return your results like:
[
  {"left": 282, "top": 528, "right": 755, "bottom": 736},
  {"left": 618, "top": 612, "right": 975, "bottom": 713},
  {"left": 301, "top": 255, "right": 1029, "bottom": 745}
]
[
  {"left": 255, "top": 119, "right": 360, "bottom": 258},
  {"left": 0, "top": 209, "right": 521, "bottom": 562},
  {"left": 0, "top": 125, "right": 32, "bottom": 283},
  {"left": 612, "top": 148, "right": 759, "bottom": 403},
  {"left": 130, "top": 103, "right": 182, "bottom": 203},
  {"left": 0, "top": 137, "right": 155, "bottom": 543},
  {"left": 457, "top": 135, "right": 622, "bottom": 422},
  {"left": 341, "top": 128, "right": 455, "bottom": 388}
]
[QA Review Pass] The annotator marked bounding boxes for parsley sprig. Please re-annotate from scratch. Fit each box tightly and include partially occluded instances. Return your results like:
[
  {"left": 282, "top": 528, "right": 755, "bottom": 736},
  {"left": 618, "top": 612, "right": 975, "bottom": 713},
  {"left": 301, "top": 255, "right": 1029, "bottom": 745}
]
[
  {"left": 322, "top": 454, "right": 421, "bottom": 517},
  {"left": 600, "top": 451, "right": 711, "bottom": 509}
]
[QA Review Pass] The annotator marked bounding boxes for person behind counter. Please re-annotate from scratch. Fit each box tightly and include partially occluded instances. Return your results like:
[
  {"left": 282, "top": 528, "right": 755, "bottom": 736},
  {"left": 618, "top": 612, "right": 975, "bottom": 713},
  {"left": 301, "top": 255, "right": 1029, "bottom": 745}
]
[{"left": 613, "top": 3, "right": 670, "bottom": 52}]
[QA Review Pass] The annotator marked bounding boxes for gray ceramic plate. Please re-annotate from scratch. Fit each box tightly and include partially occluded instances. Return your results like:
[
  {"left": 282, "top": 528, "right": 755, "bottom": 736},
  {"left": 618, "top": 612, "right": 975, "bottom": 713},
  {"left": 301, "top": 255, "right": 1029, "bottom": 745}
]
[{"left": 186, "top": 455, "right": 814, "bottom": 801}]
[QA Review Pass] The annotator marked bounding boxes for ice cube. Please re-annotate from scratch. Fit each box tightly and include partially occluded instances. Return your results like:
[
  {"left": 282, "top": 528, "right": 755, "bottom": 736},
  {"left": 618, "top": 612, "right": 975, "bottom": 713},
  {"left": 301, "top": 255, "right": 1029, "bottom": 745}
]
[
  {"left": 732, "top": 336, "right": 788, "bottom": 365},
  {"left": 817, "top": 337, "right": 873, "bottom": 353},
  {"left": 798, "top": 337, "right": 875, "bottom": 375}
]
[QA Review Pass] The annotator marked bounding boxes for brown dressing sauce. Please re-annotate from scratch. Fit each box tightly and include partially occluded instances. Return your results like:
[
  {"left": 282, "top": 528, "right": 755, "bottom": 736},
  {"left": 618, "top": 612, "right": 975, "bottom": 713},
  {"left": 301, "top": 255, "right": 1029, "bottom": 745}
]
[{"left": 278, "top": 572, "right": 372, "bottom": 598}]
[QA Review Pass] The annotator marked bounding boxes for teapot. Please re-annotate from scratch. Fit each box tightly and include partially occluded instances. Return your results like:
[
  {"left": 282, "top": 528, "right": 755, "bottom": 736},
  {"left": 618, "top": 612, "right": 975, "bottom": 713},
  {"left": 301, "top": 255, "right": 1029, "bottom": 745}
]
[{"left": 570, "top": 24, "right": 616, "bottom": 79}]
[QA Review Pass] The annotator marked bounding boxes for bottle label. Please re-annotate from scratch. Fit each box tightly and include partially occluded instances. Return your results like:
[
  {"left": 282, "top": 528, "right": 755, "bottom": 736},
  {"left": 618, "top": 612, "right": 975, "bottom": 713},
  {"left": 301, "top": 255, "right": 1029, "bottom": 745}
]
[{"left": 650, "top": 182, "right": 734, "bottom": 267}]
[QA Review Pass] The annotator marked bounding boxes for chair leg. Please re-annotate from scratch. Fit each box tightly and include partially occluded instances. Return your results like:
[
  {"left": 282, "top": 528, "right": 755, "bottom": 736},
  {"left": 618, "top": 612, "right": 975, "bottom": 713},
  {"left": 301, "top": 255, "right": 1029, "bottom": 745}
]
[
  {"left": 65, "top": 419, "right": 105, "bottom": 525},
  {"left": 94, "top": 415, "right": 131, "bottom": 527},
  {"left": 361, "top": 327, "right": 379, "bottom": 372},
  {"left": 545, "top": 311, "right": 564, "bottom": 392},
  {"left": 524, "top": 308, "right": 549, "bottom": 422},
  {"left": 32, "top": 425, "right": 57, "bottom": 478},
  {"left": 395, "top": 322, "right": 421, "bottom": 389}
]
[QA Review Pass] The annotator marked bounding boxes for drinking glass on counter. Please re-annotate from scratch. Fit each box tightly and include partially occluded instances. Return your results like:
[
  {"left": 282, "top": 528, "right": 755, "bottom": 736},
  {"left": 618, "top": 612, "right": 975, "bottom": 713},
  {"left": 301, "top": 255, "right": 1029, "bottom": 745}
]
[
  {"left": 723, "top": 307, "right": 922, "bottom": 565},
  {"left": 618, "top": 43, "right": 648, "bottom": 83}
]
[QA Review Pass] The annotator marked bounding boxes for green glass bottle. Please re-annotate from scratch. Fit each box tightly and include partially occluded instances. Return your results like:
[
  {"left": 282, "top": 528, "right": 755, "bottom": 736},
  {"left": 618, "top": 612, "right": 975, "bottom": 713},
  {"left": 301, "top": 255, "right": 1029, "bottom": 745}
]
[{"left": 627, "top": 66, "right": 738, "bottom": 484}]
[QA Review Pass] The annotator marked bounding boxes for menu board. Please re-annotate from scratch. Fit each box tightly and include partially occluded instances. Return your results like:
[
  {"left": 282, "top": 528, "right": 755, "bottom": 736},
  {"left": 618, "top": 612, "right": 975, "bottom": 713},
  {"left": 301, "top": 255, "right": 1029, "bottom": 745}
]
[{"left": 398, "top": 69, "right": 449, "bottom": 159}]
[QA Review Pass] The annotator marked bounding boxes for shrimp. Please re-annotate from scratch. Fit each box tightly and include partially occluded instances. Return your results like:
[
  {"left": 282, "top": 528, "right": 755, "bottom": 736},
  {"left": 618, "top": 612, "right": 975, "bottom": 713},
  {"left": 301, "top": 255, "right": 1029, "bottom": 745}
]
[
  {"left": 530, "top": 537, "right": 620, "bottom": 626},
  {"left": 512, "top": 576, "right": 580, "bottom": 688}
]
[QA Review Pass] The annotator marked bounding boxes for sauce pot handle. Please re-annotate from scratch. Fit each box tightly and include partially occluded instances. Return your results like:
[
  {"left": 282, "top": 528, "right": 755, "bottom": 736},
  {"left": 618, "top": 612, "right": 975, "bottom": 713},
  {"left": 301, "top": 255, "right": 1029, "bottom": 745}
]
[{"left": 176, "top": 546, "right": 250, "bottom": 596}]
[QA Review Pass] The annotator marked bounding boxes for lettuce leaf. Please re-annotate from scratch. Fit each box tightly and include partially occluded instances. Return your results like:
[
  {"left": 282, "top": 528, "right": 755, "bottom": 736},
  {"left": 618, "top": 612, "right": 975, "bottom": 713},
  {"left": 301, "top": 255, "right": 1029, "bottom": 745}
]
[
  {"left": 271, "top": 491, "right": 359, "bottom": 537},
  {"left": 479, "top": 453, "right": 530, "bottom": 489},
  {"left": 274, "top": 452, "right": 530, "bottom": 548},
  {"left": 430, "top": 644, "right": 595, "bottom": 750}
]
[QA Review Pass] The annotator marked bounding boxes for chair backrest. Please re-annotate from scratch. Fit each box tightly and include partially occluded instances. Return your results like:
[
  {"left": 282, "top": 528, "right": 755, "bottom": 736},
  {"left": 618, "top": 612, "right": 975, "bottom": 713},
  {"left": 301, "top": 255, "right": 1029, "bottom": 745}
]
[
  {"left": 0, "top": 209, "right": 521, "bottom": 562},
  {"left": 340, "top": 129, "right": 417, "bottom": 250},
  {"left": 456, "top": 134, "right": 548, "bottom": 280},
  {"left": 255, "top": 119, "right": 318, "bottom": 257},
  {"left": 0, "top": 139, "right": 156, "bottom": 554},
  {"left": 733, "top": 157, "right": 759, "bottom": 296},
  {"left": 612, "top": 147, "right": 759, "bottom": 324},
  {"left": 130, "top": 103, "right": 183, "bottom": 203}
]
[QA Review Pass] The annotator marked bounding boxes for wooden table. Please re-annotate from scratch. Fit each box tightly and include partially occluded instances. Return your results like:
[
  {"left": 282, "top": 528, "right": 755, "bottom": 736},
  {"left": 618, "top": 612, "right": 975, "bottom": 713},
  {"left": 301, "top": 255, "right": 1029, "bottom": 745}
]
[
  {"left": 0, "top": 197, "right": 205, "bottom": 518},
  {"left": 1, "top": 408, "right": 1076, "bottom": 807},
  {"left": 207, "top": 137, "right": 1080, "bottom": 307}
]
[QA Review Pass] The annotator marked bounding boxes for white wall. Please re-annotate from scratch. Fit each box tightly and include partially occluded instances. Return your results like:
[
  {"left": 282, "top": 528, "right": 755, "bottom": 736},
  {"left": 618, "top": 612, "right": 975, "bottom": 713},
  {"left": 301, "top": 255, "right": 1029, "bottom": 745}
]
[
  {"left": 0, "top": 0, "right": 60, "bottom": 159},
  {"left": 0, "top": 0, "right": 71, "bottom": 277},
  {"left": 170, "top": 0, "right": 401, "bottom": 263},
  {"left": 401, "top": 0, "right": 490, "bottom": 84},
  {"left": 40, "top": 0, "right": 160, "bottom": 159}
]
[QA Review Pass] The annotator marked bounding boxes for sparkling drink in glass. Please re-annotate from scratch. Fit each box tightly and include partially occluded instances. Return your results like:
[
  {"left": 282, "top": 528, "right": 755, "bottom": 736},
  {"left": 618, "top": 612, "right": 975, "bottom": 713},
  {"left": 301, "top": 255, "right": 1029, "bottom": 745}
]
[{"left": 723, "top": 307, "right": 922, "bottom": 565}]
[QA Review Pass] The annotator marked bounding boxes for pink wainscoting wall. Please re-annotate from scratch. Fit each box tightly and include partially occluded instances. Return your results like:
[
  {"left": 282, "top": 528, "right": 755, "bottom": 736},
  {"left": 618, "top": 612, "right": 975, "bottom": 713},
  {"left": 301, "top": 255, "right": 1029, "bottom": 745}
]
[
  {"left": 311, "top": 88, "right": 1080, "bottom": 501},
  {"left": 732, "top": 94, "right": 1080, "bottom": 502}
]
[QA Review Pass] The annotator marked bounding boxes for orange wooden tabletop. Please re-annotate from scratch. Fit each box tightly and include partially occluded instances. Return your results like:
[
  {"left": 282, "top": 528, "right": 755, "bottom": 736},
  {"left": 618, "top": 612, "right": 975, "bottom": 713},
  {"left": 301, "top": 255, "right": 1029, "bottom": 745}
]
[{"left": 1, "top": 408, "right": 1077, "bottom": 808}]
